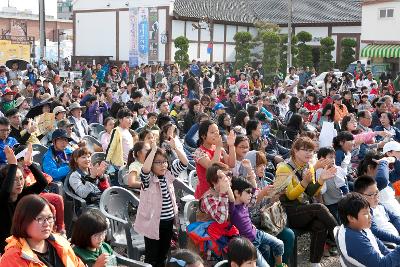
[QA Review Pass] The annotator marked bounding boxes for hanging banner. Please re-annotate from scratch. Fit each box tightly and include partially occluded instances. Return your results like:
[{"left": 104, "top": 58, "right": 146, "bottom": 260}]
[
  {"left": 129, "top": 7, "right": 139, "bottom": 67},
  {"left": 138, "top": 7, "right": 149, "bottom": 65},
  {"left": 148, "top": 7, "right": 159, "bottom": 64}
]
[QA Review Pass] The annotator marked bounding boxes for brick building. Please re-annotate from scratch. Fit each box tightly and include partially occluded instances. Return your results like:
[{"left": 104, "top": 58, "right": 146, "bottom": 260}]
[{"left": 0, "top": 7, "right": 72, "bottom": 42}]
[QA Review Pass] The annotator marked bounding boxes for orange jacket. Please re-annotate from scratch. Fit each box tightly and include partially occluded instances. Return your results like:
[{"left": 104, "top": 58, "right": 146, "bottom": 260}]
[{"left": 0, "top": 234, "right": 85, "bottom": 267}]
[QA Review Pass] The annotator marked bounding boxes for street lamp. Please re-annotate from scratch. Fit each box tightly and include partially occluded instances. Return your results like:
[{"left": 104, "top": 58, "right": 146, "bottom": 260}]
[{"left": 287, "top": 0, "right": 293, "bottom": 71}]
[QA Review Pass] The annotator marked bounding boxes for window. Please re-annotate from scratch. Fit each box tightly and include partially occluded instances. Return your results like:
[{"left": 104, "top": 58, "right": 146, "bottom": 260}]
[{"left": 379, "top": 8, "right": 394, "bottom": 18}]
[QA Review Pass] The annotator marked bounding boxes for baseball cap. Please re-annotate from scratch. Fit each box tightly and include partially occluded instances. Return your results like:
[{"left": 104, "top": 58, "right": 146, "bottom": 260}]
[
  {"left": 383, "top": 141, "right": 400, "bottom": 154},
  {"left": 51, "top": 129, "right": 72, "bottom": 141},
  {"left": 332, "top": 94, "right": 342, "bottom": 101},
  {"left": 3, "top": 88, "right": 16, "bottom": 95},
  {"left": 213, "top": 102, "right": 225, "bottom": 112}
]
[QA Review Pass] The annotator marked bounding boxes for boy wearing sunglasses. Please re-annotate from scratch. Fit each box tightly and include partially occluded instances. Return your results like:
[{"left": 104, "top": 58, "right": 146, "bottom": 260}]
[{"left": 229, "top": 166, "right": 286, "bottom": 267}]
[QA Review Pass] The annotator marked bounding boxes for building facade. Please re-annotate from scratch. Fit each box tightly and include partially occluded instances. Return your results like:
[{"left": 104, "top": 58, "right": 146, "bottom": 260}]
[
  {"left": 361, "top": 0, "right": 400, "bottom": 74},
  {"left": 73, "top": 0, "right": 362, "bottom": 65}
]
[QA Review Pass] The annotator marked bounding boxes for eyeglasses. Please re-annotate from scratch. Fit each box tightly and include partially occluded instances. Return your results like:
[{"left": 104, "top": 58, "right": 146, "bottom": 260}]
[
  {"left": 153, "top": 160, "right": 168, "bottom": 166},
  {"left": 300, "top": 148, "right": 314, "bottom": 153},
  {"left": 244, "top": 188, "right": 253, "bottom": 194},
  {"left": 363, "top": 191, "right": 379, "bottom": 198},
  {"left": 92, "top": 230, "right": 107, "bottom": 240},
  {"left": 34, "top": 216, "right": 55, "bottom": 225},
  {"left": 0, "top": 128, "right": 11, "bottom": 132}
]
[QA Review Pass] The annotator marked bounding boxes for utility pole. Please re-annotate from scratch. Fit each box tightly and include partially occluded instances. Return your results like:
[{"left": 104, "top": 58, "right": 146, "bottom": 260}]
[
  {"left": 287, "top": 0, "right": 293, "bottom": 71},
  {"left": 39, "top": 0, "right": 46, "bottom": 59}
]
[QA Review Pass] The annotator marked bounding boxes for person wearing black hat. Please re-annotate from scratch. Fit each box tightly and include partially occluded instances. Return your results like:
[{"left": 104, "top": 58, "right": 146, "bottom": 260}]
[{"left": 42, "top": 129, "right": 73, "bottom": 181}]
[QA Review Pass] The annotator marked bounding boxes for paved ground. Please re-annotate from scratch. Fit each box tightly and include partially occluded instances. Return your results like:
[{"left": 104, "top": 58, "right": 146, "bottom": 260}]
[{"left": 297, "top": 233, "right": 340, "bottom": 267}]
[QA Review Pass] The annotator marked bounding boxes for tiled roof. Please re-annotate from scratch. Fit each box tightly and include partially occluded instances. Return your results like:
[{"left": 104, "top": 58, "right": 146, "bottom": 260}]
[{"left": 173, "top": 0, "right": 362, "bottom": 25}]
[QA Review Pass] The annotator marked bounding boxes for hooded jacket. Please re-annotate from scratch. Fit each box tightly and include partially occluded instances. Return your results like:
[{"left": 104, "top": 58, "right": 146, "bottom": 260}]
[{"left": 0, "top": 234, "right": 84, "bottom": 267}]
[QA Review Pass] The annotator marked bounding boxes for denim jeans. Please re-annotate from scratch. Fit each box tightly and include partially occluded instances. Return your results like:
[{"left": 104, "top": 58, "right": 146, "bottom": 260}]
[{"left": 253, "top": 229, "right": 284, "bottom": 266}]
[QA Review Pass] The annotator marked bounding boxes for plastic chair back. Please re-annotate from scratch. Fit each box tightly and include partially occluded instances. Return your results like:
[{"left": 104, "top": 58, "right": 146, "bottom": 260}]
[
  {"left": 32, "top": 144, "right": 48, "bottom": 165},
  {"left": 82, "top": 135, "right": 103, "bottom": 152},
  {"left": 89, "top": 123, "right": 105, "bottom": 139},
  {"left": 188, "top": 170, "right": 198, "bottom": 190}
]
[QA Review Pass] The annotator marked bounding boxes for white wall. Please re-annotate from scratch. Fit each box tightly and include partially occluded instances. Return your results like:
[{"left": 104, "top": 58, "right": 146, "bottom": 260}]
[
  {"left": 73, "top": 0, "right": 172, "bottom": 10},
  {"left": 213, "top": 24, "right": 225, "bottom": 42},
  {"left": 226, "top": 25, "right": 236, "bottom": 43},
  {"left": 226, "top": 44, "right": 235, "bottom": 62},
  {"left": 294, "top": 26, "right": 328, "bottom": 46},
  {"left": 119, "top": 11, "right": 129, "bottom": 61},
  {"left": 362, "top": 2, "right": 400, "bottom": 42},
  {"left": 332, "top": 26, "right": 361, "bottom": 34},
  {"left": 171, "top": 20, "right": 184, "bottom": 39},
  {"left": 75, "top": 12, "right": 116, "bottom": 58},
  {"left": 213, "top": 44, "right": 224, "bottom": 62}
]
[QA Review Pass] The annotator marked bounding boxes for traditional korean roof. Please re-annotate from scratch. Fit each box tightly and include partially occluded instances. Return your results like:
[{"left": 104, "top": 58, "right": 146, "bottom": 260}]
[{"left": 173, "top": 0, "right": 362, "bottom": 25}]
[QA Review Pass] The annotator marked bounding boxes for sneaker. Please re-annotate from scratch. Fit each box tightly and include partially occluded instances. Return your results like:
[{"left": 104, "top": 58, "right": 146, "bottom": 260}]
[{"left": 329, "top": 245, "right": 338, "bottom": 256}]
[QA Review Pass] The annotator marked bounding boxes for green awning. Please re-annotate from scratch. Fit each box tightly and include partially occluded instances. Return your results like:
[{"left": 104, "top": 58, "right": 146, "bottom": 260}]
[{"left": 361, "top": 44, "right": 400, "bottom": 58}]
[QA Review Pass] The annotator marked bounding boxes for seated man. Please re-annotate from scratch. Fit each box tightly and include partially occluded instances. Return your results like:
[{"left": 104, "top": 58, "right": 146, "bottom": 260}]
[
  {"left": 336, "top": 193, "right": 400, "bottom": 266},
  {"left": 354, "top": 174, "right": 400, "bottom": 245},
  {"left": 42, "top": 129, "right": 73, "bottom": 181}
]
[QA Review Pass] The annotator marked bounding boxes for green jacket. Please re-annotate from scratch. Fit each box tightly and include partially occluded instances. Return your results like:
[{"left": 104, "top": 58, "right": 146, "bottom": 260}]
[{"left": 73, "top": 242, "right": 116, "bottom": 267}]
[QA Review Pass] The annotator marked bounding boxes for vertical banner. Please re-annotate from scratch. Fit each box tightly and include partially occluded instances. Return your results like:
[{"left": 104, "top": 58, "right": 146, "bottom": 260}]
[
  {"left": 148, "top": 7, "right": 159, "bottom": 64},
  {"left": 129, "top": 7, "right": 139, "bottom": 67},
  {"left": 138, "top": 7, "right": 149, "bottom": 65}
]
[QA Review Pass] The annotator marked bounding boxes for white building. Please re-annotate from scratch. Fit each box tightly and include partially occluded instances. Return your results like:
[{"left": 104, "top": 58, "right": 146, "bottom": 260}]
[
  {"left": 73, "top": 0, "right": 363, "bottom": 66},
  {"left": 361, "top": 0, "right": 400, "bottom": 74}
]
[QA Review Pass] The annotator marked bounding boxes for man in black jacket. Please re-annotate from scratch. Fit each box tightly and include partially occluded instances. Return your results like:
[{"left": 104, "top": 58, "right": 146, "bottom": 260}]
[
  {"left": 6, "top": 108, "right": 34, "bottom": 145},
  {"left": 225, "top": 92, "right": 242, "bottom": 117}
]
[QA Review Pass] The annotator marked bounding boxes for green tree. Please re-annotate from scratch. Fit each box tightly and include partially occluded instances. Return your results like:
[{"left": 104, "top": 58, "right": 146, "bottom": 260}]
[
  {"left": 234, "top": 31, "right": 253, "bottom": 70},
  {"left": 262, "top": 31, "right": 281, "bottom": 84},
  {"left": 340, "top": 38, "right": 357, "bottom": 71},
  {"left": 319, "top": 37, "right": 335, "bottom": 72},
  {"left": 296, "top": 31, "right": 313, "bottom": 68},
  {"left": 280, "top": 34, "right": 298, "bottom": 72},
  {"left": 174, "top": 36, "right": 190, "bottom": 69}
]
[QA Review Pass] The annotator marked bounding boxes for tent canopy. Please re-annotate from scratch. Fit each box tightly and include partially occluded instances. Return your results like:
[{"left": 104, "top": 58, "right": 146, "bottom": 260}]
[{"left": 361, "top": 44, "right": 400, "bottom": 58}]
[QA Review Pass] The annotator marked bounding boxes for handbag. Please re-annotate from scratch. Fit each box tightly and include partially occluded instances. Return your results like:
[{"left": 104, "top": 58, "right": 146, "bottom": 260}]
[{"left": 260, "top": 200, "right": 287, "bottom": 236}]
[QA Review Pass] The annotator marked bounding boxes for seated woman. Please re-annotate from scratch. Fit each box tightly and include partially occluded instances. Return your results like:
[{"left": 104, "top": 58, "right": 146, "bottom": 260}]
[
  {"left": 374, "top": 112, "right": 400, "bottom": 142},
  {"left": 100, "top": 117, "right": 115, "bottom": 152},
  {"left": 68, "top": 147, "right": 110, "bottom": 205},
  {"left": 276, "top": 137, "right": 338, "bottom": 266},
  {"left": 0, "top": 145, "right": 49, "bottom": 254},
  {"left": 193, "top": 120, "right": 236, "bottom": 199},
  {"left": 0, "top": 194, "right": 84, "bottom": 266},
  {"left": 71, "top": 209, "right": 117, "bottom": 267},
  {"left": 125, "top": 141, "right": 150, "bottom": 189}
]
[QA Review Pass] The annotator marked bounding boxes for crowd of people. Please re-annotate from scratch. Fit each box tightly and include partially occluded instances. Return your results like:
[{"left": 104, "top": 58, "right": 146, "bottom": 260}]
[{"left": 0, "top": 58, "right": 400, "bottom": 267}]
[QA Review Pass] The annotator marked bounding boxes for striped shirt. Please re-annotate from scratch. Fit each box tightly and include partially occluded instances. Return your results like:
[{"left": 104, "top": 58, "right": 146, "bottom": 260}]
[{"left": 140, "top": 160, "right": 186, "bottom": 221}]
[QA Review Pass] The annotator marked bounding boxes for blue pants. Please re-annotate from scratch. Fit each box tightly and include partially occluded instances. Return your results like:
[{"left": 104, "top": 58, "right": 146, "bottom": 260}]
[{"left": 253, "top": 229, "right": 284, "bottom": 266}]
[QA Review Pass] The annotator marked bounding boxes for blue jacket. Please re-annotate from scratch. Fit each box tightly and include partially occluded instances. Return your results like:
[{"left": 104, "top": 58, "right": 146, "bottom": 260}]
[
  {"left": 184, "top": 123, "right": 199, "bottom": 148},
  {"left": 339, "top": 225, "right": 400, "bottom": 266},
  {"left": 42, "top": 146, "right": 73, "bottom": 181},
  {"left": 0, "top": 137, "right": 18, "bottom": 164},
  {"left": 374, "top": 125, "right": 400, "bottom": 142},
  {"left": 371, "top": 205, "right": 400, "bottom": 245}
]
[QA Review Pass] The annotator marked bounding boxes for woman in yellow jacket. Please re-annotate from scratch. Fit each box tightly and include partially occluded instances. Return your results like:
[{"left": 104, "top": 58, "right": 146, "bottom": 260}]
[
  {"left": 0, "top": 195, "right": 84, "bottom": 267},
  {"left": 275, "top": 136, "right": 338, "bottom": 267}
]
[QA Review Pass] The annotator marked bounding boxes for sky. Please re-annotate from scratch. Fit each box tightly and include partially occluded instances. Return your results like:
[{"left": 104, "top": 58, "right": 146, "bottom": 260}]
[{"left": 0, "top": 0, "right": 57, "bottom": 18}]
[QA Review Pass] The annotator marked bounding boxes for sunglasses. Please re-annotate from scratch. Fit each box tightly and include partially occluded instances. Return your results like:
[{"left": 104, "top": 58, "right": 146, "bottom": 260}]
[{"left": 244, "top": 188, "right": 253, "bottom": 194}]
